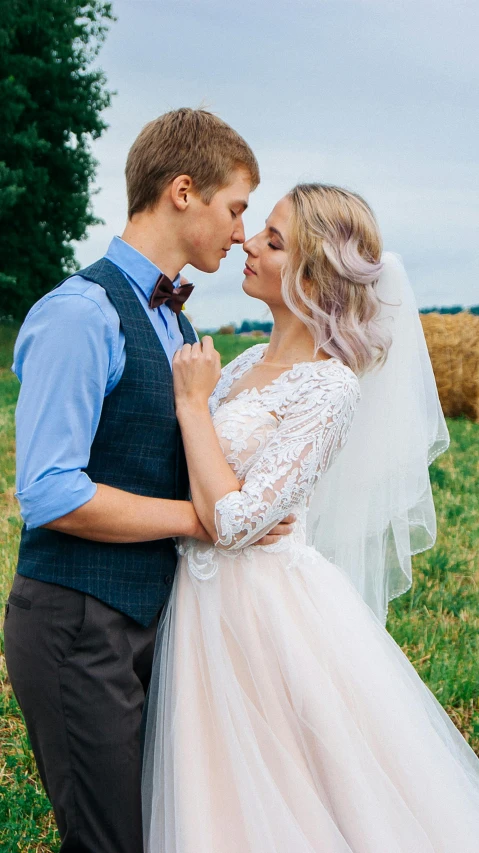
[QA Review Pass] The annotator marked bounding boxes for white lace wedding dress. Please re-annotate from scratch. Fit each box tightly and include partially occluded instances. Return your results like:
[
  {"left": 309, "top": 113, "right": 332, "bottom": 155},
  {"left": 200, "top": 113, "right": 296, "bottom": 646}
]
[{"left": 142, "top": 344, "right": 479, "bottom": 853}]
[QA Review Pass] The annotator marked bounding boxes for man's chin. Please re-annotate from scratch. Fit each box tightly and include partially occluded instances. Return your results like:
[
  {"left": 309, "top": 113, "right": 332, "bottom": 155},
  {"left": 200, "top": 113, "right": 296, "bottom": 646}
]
[{"left": 197, "top": 258, "right": 221, "bottom": 274}]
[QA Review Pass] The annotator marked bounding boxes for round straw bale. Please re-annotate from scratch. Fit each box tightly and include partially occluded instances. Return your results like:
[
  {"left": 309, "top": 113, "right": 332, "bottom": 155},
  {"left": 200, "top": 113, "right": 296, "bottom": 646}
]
[{"left": 420, "top": 312, "right": 479, "bottom": 422}]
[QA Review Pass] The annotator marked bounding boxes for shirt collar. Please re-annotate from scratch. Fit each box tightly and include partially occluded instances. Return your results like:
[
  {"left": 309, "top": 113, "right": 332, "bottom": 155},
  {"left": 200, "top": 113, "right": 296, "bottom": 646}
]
[{"left": 104, "top": 236, "right": 181, "bottom": 302}]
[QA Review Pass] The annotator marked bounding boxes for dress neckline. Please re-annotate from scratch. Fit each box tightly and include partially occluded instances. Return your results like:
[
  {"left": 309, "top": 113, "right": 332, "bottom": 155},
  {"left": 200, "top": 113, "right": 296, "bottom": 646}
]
[
  {"left": 220, "top": 344, "right": 341, "bottom": 408},
  {"left": 256, "top": 343, "right": 336, "bottom": 370}
]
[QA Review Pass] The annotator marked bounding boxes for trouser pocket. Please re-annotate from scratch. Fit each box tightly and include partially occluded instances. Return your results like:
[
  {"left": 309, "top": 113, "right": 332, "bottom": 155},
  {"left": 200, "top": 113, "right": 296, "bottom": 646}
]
[
  {"left": 4, "top": 573, "right": 30, "bottom": 620},
  {"left": 4, "top": 574, "right": 87, "bottom": 665}
]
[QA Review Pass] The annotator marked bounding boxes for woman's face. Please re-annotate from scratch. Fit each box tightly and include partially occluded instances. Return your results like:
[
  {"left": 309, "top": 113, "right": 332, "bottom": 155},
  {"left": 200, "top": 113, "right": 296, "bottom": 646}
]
[{"left": 242, "top": 196, "right": 292, "bottom": 306}]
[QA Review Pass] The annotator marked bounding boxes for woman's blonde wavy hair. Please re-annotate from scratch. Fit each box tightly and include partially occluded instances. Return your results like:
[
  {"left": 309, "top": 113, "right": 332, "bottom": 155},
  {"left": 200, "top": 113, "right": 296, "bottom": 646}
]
[{"left": 283, "top": 184, "right": 391, "bottom": 375}]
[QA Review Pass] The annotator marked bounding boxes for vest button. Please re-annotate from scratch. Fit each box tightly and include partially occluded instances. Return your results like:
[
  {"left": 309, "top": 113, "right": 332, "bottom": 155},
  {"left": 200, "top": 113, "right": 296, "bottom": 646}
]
[{"left": 164, "top": 575, "right": 173, "bottom": 585}]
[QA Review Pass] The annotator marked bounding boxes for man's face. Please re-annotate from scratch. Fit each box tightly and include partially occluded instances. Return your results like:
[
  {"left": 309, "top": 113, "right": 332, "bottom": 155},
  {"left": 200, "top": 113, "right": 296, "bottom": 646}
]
[{"left": 184, "top": 168, "right": 252, "bottom": 273}]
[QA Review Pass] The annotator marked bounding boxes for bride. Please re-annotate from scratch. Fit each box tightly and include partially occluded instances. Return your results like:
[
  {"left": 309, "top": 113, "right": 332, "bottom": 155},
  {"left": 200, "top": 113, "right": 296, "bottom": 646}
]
[{"left": 142, "top": 184, "right": 479, "bottom": 852}]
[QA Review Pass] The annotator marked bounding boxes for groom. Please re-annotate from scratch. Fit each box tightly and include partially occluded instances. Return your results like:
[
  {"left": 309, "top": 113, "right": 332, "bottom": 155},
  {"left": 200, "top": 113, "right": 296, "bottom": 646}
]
[{"left": 4, "top": 108, "right": 294, "bottom": 852}]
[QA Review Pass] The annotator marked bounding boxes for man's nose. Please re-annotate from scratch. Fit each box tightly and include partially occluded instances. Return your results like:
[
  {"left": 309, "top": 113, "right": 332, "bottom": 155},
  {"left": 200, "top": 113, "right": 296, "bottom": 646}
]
[{"left": 232, "top": 219, "right": 246, "bottom": 244}]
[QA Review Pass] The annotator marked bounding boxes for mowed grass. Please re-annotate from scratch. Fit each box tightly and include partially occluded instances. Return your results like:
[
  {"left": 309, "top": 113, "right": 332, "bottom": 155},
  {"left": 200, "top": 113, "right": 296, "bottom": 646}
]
[
  {"left": 1, "top": 325, "right": 478, "bottom": 850},
  {"left": 0, "top": 347, "right": 61, "bottom": 851}
]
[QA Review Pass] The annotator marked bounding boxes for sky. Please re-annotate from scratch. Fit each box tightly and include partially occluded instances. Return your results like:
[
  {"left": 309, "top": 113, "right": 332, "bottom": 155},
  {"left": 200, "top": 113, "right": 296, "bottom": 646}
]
[{"left": 75, "top": 0, "right": 479, "bottom": 329}]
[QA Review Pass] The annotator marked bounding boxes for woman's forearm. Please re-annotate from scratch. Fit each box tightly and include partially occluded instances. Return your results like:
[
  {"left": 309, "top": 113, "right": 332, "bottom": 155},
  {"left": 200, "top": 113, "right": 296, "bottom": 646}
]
[
  {"left": 44, "top": 483, "right": 210, "bottom": 543},
  {"left": 176, "top": 402, "right": 241, "bottom": 540},
  {"left": 171, "top": 340, "right": 295, "bottom": 548}
]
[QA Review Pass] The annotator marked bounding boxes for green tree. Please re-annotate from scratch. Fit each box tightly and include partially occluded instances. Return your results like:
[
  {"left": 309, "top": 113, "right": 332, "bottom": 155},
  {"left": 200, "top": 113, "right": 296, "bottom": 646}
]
[{"left": 0, "top": 0, "right": 114, "bottom": 320}]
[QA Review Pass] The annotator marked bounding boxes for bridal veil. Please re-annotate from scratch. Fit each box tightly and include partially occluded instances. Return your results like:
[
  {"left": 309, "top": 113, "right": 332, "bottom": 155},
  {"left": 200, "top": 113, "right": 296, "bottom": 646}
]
[{"left": 307, "top": 252, "right": 450, "bottom": 623}]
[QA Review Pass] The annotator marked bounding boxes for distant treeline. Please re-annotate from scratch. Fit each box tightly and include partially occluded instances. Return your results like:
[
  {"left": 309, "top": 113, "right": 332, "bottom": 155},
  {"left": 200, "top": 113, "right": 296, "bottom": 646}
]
[
  {"left": 215, "top": 320, "right": 274, "bottom": 335},
  {"left": 420, "top": 306, "right": 479, "bottom": 315},
  {"left": 213, "top": 307, "right": 479, "bottom": 335}
]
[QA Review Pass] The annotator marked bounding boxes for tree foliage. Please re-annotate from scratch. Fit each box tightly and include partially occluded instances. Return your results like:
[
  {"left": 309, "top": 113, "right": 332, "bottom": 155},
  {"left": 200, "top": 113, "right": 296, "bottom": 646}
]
[
  {"left": 420, "top": 306, "right": 479, "bottom": 315},
  {"left": 0, "top": 0, "right": 114, "bottom": 320},
  {"left": 238, "top": 319, "right": 273, "bottom": 334}
]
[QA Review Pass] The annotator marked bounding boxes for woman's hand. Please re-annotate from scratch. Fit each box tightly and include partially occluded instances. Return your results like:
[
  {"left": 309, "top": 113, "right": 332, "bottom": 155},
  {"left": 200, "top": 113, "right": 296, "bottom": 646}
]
[{"left": 173, "top": 336, "right": 221, "bottom": 413}]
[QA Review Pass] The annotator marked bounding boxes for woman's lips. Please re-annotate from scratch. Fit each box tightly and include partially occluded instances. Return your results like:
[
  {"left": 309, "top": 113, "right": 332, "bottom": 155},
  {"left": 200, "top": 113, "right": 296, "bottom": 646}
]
[{"left": 244, "top": 263, "right": 257, "bottom": 276}]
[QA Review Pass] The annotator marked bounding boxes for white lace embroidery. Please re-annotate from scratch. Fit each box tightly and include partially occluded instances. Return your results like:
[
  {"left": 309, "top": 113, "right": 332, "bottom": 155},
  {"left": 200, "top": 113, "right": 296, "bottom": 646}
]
[{"left": 184, "top": 344, "right": 360, "bottom": 579}]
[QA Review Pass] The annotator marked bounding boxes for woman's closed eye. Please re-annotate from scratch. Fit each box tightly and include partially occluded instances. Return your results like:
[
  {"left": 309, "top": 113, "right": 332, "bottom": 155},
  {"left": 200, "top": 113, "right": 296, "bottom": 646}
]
[{"left": 268, "top": 242, "right": 282, "bottom": 251}]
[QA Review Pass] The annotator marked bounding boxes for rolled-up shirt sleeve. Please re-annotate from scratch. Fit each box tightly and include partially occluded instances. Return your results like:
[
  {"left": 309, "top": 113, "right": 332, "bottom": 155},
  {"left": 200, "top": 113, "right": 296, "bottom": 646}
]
[{"left": 14, "top": 287, "right": 119, "bottom": 529}]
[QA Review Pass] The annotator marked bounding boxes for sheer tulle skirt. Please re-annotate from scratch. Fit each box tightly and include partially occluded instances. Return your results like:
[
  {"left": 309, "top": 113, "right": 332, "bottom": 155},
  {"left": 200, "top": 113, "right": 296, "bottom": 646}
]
[{"left": 142, "top": 544, "right": 479, "bottom": 852}]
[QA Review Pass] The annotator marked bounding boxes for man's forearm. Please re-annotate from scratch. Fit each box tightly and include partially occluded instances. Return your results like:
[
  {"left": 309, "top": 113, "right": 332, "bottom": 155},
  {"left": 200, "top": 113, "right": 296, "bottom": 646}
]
[{"left": 43, "top": 483, "right": 208, "bottom": 543}]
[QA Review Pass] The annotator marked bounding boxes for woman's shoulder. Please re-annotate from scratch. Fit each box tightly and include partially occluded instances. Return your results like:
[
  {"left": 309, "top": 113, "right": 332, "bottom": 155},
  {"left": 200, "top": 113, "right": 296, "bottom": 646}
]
[
  {"left": 290, "top": 357, "right": 360, "bottom": 397},
  {"left": 272, "top": 358, "right": 360, "bottom": 425}
]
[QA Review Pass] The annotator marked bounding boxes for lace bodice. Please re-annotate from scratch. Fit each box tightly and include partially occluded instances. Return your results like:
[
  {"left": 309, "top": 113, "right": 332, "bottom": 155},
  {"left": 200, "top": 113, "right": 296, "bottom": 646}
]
[{"left": 207, "top": 344, "right": 360, "bottom": 551}]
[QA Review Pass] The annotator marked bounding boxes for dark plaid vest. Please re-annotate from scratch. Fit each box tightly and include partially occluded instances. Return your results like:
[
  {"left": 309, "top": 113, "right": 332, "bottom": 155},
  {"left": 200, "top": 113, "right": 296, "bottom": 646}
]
[{"left": 16, "top": 258, "right": 196, "bottom": 626}]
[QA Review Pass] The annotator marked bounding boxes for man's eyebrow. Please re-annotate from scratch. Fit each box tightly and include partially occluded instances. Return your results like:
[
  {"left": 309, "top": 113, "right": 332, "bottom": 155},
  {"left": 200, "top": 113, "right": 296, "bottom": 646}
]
[
  {"left": 266, "top": 223, "right": 284, "bottom": 242},
  {"left": 234, "top": 199, "right": 248, "bottom": 212}
]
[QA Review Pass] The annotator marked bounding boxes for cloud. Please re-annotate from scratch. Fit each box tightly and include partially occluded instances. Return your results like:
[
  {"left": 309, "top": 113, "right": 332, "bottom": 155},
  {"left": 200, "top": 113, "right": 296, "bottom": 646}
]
[{"left": 74, "top": 0, "right": 479, "bottom": 326}]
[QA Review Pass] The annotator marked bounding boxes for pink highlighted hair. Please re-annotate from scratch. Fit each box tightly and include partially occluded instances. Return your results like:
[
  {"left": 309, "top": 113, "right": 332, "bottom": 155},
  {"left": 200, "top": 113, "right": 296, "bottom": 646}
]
[{"left": 283, "top": 184, "right": 391, "bottom": 375}]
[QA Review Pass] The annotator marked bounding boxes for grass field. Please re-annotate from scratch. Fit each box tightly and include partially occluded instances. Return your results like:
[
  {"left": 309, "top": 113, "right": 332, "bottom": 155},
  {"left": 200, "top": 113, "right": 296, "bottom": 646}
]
[
  {"left": 210, "top": 332, "right": 270, "bottom": 365},
  {"left": 1, "top": 325, "right": 478, "bottom": 851}
]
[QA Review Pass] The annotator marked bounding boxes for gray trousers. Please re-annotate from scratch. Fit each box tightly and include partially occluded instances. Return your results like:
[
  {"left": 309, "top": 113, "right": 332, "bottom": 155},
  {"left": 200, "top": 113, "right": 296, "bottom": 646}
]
[{"left": 4, "top": 573, "right": 159, "bottom": 853}]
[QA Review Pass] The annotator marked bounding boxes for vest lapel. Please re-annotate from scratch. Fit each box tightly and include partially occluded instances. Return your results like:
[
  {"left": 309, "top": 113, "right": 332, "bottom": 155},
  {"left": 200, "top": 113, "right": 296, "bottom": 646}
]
[{"left": 178, "top": 311, "right": 197, "bottom": 345}]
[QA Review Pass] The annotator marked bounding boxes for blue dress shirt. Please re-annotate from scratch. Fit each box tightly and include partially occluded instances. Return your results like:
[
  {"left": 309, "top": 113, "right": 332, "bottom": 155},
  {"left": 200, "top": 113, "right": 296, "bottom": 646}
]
[{"left": 13, "top": 237, "right": 193, "bottom": 529}]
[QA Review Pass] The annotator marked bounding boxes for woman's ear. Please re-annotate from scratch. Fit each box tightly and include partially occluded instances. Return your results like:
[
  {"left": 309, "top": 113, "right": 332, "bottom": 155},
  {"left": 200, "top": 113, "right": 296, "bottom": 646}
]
[{"left": 301, "top": 264, "right": 314, "bottom": 297}]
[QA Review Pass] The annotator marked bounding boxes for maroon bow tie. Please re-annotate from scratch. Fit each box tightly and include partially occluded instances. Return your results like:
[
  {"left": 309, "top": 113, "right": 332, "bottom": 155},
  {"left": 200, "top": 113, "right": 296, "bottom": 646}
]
[{"left": 149, "top": 274, "right": 194, "bottom": 315}]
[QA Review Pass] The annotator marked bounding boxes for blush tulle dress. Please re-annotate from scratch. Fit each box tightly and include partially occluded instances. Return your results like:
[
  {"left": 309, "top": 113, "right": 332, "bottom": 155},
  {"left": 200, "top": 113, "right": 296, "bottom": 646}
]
[{"left": 142, "top": 344, "right": 479, "bottom": 853}]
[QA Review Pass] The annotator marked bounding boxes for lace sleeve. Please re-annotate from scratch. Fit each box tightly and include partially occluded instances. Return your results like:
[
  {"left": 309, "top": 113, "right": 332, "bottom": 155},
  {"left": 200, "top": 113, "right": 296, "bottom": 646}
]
[{"left": 214, "top": 365, "right": 360, "bottom": 550}]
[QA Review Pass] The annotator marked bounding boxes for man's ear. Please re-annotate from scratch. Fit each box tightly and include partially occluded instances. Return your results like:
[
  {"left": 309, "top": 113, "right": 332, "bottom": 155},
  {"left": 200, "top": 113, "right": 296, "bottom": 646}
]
[{"left": 170, "top": 175, "right": 194, "bottom": 211}]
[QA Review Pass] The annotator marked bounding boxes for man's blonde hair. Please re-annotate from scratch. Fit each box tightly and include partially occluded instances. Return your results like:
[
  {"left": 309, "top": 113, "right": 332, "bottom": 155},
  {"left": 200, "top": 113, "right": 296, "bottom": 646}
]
[{"left": 125, "top": 108, "right": 260, "bottom": 218}]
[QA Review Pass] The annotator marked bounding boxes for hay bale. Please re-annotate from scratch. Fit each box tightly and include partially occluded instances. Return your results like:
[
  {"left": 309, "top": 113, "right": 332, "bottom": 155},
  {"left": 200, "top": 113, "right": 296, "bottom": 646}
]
[{"left": 420, "top": 312, "right": 479, "bottom": 422}]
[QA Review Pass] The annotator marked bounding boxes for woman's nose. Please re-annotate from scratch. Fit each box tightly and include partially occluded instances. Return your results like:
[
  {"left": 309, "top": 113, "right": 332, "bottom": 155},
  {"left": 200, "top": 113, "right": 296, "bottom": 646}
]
[{"left": 243, "top": 235, "right": 257, "bottom": 255}]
